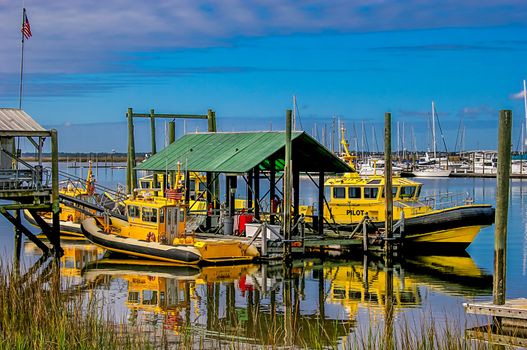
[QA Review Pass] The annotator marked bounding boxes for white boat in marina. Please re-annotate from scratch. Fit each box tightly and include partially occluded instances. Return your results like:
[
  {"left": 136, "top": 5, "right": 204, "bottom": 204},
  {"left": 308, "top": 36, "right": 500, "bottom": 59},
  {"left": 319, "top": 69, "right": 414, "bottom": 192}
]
[
  {"left": 412, "top": 166, "right": 452, "bottom": 177},
  {"left": 358, "top": 159, "right": 402, "bottom": 176}
]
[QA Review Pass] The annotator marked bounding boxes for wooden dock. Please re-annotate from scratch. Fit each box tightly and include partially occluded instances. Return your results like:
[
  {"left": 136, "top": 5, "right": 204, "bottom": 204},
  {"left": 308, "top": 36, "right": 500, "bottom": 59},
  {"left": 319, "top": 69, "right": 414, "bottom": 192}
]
[
  {"left": 464, "top": 298, "right": 527, "bottom": 321},
  {"left": 465, "top": 298, "right": 527, "bottom": 348}
]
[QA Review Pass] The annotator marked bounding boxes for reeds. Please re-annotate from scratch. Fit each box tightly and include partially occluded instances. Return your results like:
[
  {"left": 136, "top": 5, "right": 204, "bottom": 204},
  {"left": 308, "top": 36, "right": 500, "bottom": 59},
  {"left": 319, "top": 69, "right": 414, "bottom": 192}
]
[
  {"left": 0, "top": 262, "right": 151, "bottom": 350},
  {"left": 0, "top": 262, "right": 518, "bottom": 349}
]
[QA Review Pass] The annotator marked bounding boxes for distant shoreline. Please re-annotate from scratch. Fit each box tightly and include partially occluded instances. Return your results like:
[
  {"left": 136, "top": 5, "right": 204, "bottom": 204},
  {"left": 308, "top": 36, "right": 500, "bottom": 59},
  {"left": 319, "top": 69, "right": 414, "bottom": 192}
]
[{"left": 21, "top": 153, "right": 146, "bottom": 163}]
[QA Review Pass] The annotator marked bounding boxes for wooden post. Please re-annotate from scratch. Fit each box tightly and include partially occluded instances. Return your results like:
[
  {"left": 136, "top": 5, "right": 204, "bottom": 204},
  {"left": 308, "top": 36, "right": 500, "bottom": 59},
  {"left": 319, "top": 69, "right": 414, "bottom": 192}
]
[
  {"left": 384, "top": 113, "right": 393, "bottom": 252},
  {"left": 254, "top": 166, "right": 260, "bottom": 220},
  {"left": 247, "top": 170, "right": 253, "bottom": 212},
  {"left": 493, "top": 110, "right": 512, "bottom": 305},
  {"left": 150, "top": 109, "right": 158, "bottom": 192},
  {"left": 270, "top": 156, "right": 276, "bottom": 224},
  {"left": 51, "top": 129, "right": 61, "bottom": 257},
  {"left": 207, "top": 109, "right": 220, "bottom": 211},
  {"left": 318, "top": 171, "right": 324, "bottom": 235},
  {"left": 293, "top": 167, "right": 299, "bottom": 235},
  {"left": 283, "top": 109, "right": 293, "bottom": 258},
  {"left": 127, "top": 108, "right": 137, "bottom": 194},
  {"left": 205, "top": 172, "right": 212, "bottom": 229},
  {"left": 168, "top": 120, "right": 176, "bottom": 144}
]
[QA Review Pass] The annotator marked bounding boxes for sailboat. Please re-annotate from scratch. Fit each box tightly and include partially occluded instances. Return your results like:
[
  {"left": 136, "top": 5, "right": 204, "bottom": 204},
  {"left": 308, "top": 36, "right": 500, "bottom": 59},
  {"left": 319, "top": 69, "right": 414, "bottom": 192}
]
[{"left": 412, "top": 101, "right": 452, "bottom": 178}]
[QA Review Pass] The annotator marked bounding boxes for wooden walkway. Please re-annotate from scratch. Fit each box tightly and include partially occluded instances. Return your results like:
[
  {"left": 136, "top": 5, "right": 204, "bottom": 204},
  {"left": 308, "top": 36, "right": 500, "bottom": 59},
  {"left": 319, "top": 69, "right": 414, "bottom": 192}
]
[{"left": 464, "top": 298, "right": 527, "bottom": 320}]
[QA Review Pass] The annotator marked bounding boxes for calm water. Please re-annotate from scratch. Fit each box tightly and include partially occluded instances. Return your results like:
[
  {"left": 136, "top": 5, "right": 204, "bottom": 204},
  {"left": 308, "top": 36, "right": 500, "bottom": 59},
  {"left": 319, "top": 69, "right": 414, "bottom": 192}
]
[{"left": 1, "top": 165, "right": 526, "bottom": 347}]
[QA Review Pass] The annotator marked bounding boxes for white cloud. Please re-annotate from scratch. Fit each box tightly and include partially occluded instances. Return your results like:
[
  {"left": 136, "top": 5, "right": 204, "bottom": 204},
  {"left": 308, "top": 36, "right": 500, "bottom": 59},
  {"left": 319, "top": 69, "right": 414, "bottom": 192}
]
[{"left": 0, "top": 0, "right": 526, "bottom": 75}]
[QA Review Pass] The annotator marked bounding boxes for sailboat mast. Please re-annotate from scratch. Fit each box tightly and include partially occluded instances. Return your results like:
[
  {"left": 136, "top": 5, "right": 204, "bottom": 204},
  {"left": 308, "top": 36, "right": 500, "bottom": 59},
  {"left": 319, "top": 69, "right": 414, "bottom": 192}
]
[
  {"left": 292, "top": 95, "right": 297, "bottom": 131},
  {"left": 432, "top": 101, "right": 437, "bottom": 160},
  {"left": 523, "top": 80, "right": 527, "bottom": 149}
]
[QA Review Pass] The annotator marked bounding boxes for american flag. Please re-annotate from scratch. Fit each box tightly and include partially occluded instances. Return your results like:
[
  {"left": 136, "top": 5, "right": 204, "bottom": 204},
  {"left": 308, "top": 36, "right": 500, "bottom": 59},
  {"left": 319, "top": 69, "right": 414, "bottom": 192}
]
[{"left": 21, "top": 9, "right": 32, "bottom": 40}]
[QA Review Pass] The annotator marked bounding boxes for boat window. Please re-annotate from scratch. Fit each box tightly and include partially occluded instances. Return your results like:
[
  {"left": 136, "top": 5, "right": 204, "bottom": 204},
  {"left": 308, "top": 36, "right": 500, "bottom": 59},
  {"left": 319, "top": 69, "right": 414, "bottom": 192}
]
[
  {"left": 128, "top": 291, "right": 140, "bottom": 304},
  {"left": 142, "top": 290, "right": 158, "bottom": 305},
  {"left": 400, "top": 186, "right": 416, "bottom": 198},
  {"left": 333, "top": 187, "right": 346, "bottom": 199},
  {"left": 159, "top": 209, "right": 164, "bottom": 224},
  {"left": 199, "top": 181, "right": 207, "bottom": 192},
  {"left": 382, "top": 187, "right": 399, "bottom": 198},
  {"left": 140, "top": 181, "right": 151, "bottom": 189},
  {"left": 142, "top": 207, "right": 158, "bottom": 223},
  {"left": 128, "top": 205, "right": 140, "bottom": 218},
  {"left": 415, "top": 185, "right": 422, "bottom": 198},
  {"left": 190, "top": 179, "right": 196, "bottom": 191},
  {"left": 368, "top": 179, "right": 381, "bottom": 184},
  {"left": 348, "top": 187, "right": 361, "bottom": 199},
  {"left": 364, "top": 187, "right": 379, "bottom": 199},
  {"left": 179, "top": 208, "right": 185, "bottom": 222}
]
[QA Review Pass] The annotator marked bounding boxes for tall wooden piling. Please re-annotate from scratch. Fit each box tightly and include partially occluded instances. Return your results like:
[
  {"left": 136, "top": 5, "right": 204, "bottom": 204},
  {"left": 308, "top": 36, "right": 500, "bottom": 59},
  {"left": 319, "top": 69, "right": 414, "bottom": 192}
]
[
  {"left": 150, "top": 109, "right": 157, "bottom": 155},
  {"left": 384, "top": 112, "right": 393, "bottom": 252},
  {"left": 318, "top": 171, "right": 324, "bottom": 235},
  {"left": 150, "top": 109, "right": 158, "bottom": 191},
  {"left": 127, "top": 108, "right": 137, "bottom": 194},
  {"left": 168, "top": 121, "right": 175, "bottom": 144},
  {"left": 51, "top": 129, "right": 61, "bottom": 256},
  {"left": 493, "top": 110, "right": 512, "bottom": 305},
  {"left": 283, "top": 109, "right": 293, "bottom": 258}
]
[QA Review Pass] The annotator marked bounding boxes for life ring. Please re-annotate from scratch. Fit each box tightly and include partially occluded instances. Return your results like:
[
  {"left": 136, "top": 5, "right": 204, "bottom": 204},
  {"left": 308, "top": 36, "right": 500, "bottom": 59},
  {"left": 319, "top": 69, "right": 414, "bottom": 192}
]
[{"left": 146, "top": 232, "right": 156, "bottom": 242}]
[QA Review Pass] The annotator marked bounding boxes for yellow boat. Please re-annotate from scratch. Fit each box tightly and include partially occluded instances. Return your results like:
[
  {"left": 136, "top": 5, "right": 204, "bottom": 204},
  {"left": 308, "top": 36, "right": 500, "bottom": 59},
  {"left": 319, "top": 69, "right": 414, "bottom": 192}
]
[
  {"left": 325, "top": 128, "right": 494, "bottom": 249},
  {"left": 81, "top": 164, "right": 259, "bottom": 265},
  {"left": 24, "top": 162, "right": 99, "bottom": 237}
]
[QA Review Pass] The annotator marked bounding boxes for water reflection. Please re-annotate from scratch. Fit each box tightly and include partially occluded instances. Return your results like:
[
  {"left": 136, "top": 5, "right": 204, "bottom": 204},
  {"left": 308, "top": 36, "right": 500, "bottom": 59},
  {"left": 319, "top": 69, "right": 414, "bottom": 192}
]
[{"left": 21, "top": 240, "right": 489, "bottom": 347}]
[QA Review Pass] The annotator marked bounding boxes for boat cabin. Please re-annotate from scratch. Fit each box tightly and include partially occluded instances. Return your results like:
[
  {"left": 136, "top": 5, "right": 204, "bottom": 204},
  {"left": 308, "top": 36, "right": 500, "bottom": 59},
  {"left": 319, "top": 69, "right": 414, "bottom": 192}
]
[
  {"left": 123, "top": 195, "right": 187, "bottom": 244},
  {"left": 325, "top": 175, "right": 429, "bottom": 223}
]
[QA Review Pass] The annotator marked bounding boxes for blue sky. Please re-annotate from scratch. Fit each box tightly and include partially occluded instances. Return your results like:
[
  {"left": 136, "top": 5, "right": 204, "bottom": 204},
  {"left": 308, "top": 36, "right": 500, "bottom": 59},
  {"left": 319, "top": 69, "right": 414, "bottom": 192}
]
[{"left": 1, "top": 0, "right": 526, "bottom": 152}]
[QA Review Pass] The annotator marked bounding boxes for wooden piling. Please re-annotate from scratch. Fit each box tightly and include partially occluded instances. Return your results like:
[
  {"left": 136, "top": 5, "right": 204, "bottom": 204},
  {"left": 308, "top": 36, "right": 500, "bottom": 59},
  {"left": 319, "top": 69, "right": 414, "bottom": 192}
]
[
  {"left": 318, "top": 171, "right": 324, "bottom": 235},
  {"left": 51, "top": 129, "right": 61, "bottom": 256},
  {"left": 270, "top": 156, "right": 276, "bottom": 225},
  {"left": 150, "top": 109, "right": 158, "bottom": 191},
  {"left": 126, "top": 108, "right": 137, "bottom": 194},
  {"left": 384, "top": 113, "right": 393, "bottom": 252},
  {"left": 493, "top": 110, "right": 512, "bottom": 305},
  {"left": 283, "top": 109, "right": 293, "bottom": 258},
  {"left": 168, "top": 121, "right": 175, "bottom": 144}
]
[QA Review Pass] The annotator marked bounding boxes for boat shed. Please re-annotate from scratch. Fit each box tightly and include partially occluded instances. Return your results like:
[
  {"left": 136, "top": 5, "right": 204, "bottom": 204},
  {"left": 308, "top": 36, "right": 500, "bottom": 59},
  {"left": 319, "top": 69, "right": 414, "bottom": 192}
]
[
  {"left": 0, "top": 108, "right": 61, "bottom": 261},
  {"left": 136, "top": 131, "right": 353, "bottom": 234}
]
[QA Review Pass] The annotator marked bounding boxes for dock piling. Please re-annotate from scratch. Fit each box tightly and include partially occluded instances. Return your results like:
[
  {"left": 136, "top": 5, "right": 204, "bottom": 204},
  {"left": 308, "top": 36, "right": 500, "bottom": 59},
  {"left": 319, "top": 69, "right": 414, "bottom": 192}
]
[
  {"left": 384, "top": 112, "right": 393, "bottom": 253},
  {"left": 283, "top": 109, "right": 293, "bottom": 259},
  {"left": 493, "top": 110, "right": 512, "bottom": 305}
]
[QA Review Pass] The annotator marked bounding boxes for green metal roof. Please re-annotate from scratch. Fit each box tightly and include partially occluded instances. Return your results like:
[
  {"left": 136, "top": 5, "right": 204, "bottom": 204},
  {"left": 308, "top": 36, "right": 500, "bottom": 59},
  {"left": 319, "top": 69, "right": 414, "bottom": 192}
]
[{"left": 136, "top": 131, "right": 352, "bottom": 173}]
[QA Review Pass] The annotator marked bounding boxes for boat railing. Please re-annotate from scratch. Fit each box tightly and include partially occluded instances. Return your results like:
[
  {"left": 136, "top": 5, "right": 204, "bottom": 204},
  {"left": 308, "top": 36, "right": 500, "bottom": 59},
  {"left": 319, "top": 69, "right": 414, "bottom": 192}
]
[{"left": 422, "top": 191, "right": 474, "bottom": 210}]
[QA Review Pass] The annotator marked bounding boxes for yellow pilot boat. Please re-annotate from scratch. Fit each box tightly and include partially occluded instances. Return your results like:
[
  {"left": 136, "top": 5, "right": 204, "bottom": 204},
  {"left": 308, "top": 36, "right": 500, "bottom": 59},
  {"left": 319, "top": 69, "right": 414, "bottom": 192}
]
[
  {"left": 325, "top": 129, "right": 494, "bottom": 249},
  {"left": 24, "top": 162, "right": 99, "bottom": 237},
  {"left": 81, "top": 165, "right": 259, "bottom": 264}
]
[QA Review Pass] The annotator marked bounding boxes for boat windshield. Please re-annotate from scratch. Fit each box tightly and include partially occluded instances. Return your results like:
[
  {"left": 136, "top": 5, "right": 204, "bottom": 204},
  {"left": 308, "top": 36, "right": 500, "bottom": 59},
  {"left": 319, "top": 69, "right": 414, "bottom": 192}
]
[
  {"left": 400, "top": 186, "right": 417, "bottom": 198},
  {"left": 333, "top": 187, "right": 346, "bottom": 199},
  {"left": 348, "top": 187, "right": 361, "bottom": 199},
  {"left": 381, "top": 187, "right": 399, "bottom": 198},
  {"left": 364, "top": 187, "right": 379, "bottom": 199}
]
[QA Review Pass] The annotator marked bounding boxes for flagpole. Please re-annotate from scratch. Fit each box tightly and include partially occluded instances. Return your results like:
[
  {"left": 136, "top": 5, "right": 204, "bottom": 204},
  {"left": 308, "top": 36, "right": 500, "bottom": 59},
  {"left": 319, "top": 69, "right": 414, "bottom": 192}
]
[{"left": 18, "top": 8, "right": 26, "bottom": 109}]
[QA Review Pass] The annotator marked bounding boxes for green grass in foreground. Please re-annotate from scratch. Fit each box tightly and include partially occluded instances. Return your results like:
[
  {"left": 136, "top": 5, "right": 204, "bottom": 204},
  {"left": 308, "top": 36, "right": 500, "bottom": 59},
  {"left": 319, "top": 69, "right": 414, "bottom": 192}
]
[{"left": 0, "top": 263, "right": 519, "bottom": 349}]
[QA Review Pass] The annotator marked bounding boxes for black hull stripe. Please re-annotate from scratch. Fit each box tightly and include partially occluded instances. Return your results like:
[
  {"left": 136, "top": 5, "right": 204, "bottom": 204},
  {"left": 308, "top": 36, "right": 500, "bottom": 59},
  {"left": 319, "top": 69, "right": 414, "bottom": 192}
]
[
  {"left": 81, "top": 221, "right": 201, "bottom": 264},
  {"left": 336, "top": 205, "right": 495, "bottom": 236}
]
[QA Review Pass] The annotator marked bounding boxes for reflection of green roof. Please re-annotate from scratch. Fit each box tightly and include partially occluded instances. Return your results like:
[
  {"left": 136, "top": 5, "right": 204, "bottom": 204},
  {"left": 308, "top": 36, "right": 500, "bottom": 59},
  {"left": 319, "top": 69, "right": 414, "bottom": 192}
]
[{"left": 137, "top": 131, "right": 352, "bottom": 173}]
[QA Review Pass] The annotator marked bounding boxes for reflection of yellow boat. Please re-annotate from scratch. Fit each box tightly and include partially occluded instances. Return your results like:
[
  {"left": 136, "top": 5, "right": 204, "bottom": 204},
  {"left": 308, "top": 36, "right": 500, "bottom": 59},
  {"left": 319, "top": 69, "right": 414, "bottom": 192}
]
[
  {"left": 24, "top": 239, "right": 104, "bottom": 277},
  {"left": 81, "top": 164, "right": 259, "bottom": 264},
  {"left": 324, "top": 128, "right": 494, "bottom": 249},
  {"left": 326, "top": 262, "right": 420, "bottom": 318},
  {"left": 320, "top": 253, "right": 491, "bottom": 318}
]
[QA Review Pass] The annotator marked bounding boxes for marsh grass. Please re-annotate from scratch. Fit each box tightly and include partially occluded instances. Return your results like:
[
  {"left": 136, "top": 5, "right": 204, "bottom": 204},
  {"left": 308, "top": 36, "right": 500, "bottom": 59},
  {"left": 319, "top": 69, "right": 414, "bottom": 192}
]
[
  {"left": 0, "top": 263, "right": 152, "bottom": 350},
  {"left": 0, "top": 262, "right": 521, "bottom": 349}
]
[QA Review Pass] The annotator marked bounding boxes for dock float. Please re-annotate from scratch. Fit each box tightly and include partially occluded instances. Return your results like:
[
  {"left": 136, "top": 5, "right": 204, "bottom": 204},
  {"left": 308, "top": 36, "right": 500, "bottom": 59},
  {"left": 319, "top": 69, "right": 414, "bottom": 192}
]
[{"left": 464, "top": 298, "right": 527, "bottom": 321}]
